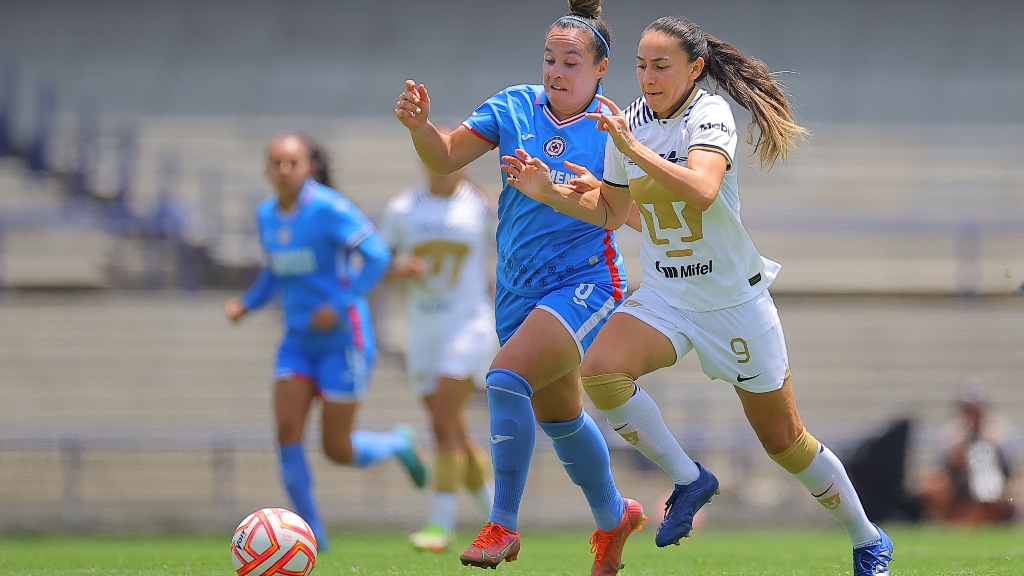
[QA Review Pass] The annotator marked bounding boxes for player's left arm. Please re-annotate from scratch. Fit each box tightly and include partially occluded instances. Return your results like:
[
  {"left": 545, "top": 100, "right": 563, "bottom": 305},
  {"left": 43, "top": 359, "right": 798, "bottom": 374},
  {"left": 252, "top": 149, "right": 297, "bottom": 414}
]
[
  {"left": 322, "top": 202, "right": 393, "bottom": 316},
  {"left": 625, "top": 146, "right": 727, "bottom": 212}
]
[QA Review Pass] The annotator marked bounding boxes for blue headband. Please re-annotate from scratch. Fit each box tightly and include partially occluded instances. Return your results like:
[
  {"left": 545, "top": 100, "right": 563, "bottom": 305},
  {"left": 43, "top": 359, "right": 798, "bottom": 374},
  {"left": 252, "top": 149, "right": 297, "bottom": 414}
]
[{"left": 557, "top": 15, "right": 610, "bottom": 58}]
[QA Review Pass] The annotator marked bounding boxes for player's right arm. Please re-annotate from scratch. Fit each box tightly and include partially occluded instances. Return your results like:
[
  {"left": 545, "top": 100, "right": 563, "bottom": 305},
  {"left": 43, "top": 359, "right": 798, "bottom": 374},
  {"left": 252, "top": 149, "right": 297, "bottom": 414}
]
[{"left": 396, "top": 80, "right": 492, "bottom": 174}]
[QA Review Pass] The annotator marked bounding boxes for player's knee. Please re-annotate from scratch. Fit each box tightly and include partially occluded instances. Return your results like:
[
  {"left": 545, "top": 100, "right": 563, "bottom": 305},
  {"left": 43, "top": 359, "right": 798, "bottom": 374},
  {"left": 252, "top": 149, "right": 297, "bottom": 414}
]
[
  {"left": 767, "top": 427, "right": 819, "bottom": 474},
  {"left": 581, "top": 372, "right": 635, "bottom": 411},
  {"left": 322, "top": 437, "right": 355, "bottom": 465},
  {"left": 580, "top": 353, "right": 619, "bottom": 379},
  {"left": 276, "top": 421, "right": 305, "bottom": 446},
  {"left": 430, "top": 417, "right": 461, "bottom": 450}
]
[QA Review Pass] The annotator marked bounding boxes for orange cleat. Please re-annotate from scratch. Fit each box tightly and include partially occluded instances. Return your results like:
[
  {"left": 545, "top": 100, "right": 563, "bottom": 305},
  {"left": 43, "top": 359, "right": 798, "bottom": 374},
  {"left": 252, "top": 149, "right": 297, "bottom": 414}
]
[
  {"left": 459, "top": 522, "right": 521, "bottom": 569},
  {"left": 590, "top": 498, "right": 647, "bottom": 576}
]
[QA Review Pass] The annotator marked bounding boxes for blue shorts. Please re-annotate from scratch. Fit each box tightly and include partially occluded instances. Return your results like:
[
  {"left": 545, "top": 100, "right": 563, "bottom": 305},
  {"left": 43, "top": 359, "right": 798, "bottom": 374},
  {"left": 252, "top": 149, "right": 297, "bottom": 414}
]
[
  {"left": 273, "top": 305, "right": 376, "bottom": 403},
  {"left": 495, "top": 279, "right": 623, "bottom": 358}
]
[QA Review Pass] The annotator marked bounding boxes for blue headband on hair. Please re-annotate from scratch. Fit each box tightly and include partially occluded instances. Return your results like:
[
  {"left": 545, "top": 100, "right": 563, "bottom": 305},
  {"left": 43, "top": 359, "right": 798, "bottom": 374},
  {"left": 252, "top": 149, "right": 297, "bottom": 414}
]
[{"left": 557, "top": 15, "right": 610, "bottom": 58}]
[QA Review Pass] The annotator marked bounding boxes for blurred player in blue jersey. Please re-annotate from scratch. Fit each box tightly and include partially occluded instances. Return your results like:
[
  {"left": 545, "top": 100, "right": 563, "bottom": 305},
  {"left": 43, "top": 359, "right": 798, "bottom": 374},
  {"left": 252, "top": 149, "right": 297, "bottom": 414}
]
[
  {"left": 394, "top": 2, "right": 645, "bottom": 574},
  {"left": 501, "top": 15, "right": 893, "bottom": 576},
  {"left": 225, "top": 133, "right": 427, "bottom": 552}
]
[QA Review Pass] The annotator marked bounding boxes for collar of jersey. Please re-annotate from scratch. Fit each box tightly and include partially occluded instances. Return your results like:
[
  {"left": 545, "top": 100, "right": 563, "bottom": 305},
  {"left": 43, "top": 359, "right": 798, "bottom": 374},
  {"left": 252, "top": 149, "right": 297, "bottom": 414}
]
[
  {"left": 275, "top": 178, "right": 316, "bottom": 219},
  {"left": 649, "top": 84, "right": 702, "bottom": 121},
  {"left": 536, "top": 85, "right": 605, "bottom": 127}
]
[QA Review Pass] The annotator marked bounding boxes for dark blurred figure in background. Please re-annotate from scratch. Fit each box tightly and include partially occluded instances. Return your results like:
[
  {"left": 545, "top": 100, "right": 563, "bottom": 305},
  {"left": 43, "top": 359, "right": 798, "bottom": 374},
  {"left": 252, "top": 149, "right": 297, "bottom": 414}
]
[{"left": 917, "top": 381, "right": 1018, "bottom": 526}]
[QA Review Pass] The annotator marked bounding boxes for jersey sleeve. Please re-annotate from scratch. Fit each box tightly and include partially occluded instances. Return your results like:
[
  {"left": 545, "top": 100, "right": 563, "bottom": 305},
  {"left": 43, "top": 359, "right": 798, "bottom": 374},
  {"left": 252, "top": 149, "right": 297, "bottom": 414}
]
[
  {"left": 602, "top": 137, "right": 629, "bottom": 188},
  {"left": 325, "top": 196, "right": 376, "bottom": 249},
  {"left": 686, "top": 98, "right": 738, "bottom": 169},
  {"left": 462, "top": 89, "right": 509, "bottom": 148}
]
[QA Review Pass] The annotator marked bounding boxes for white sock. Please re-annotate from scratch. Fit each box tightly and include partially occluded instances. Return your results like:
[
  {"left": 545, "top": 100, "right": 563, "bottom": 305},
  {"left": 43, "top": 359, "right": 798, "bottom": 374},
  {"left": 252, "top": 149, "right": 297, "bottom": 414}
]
[
  {"left": 793, "top": 444, "right": 880, "bottom": 547},
  {"left": 601, "top": 385, "right": 700, "bottom": 484},
  {"left": 427, "top": 491, "right": 458, "bottom": 532}
]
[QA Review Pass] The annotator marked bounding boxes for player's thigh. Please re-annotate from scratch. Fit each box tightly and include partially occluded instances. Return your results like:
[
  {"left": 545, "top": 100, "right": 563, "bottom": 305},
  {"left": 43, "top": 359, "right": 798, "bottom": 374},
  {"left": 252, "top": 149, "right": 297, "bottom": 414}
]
[
  {"left": 425, "top": 377, "right": 476, "bottom": 448},
  {"left": 274, "top": 377, "right": 317, "bottom": 444},
  {"left": 492, "top": 281, "right": 617, "bottom": 390},
  {"left": 733, "top": 378, "right": 804, "bottom": 452},
  {"left": 582, "top": 309, "right": 678, "bottom": 379},
  {"left": 320, "top": 399, "right": 360, "bottom": 459},
  {"left": 273, "top": 336, "right": 318, "bottom": 443},
  {"left": 689, "top": 290, "right": 790, "bottom": 392},
  {"left": 492, "top": 307, "right": 581, "bottom": 392}
]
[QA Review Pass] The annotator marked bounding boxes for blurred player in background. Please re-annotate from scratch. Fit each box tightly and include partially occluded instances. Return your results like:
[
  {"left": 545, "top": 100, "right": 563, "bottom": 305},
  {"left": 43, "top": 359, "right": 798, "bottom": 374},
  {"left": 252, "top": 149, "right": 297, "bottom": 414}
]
[
  {"left": 501, "top": 15, "right": 893, "bottom": 576},
  {"left": 225, "top": 133, "right": 427, "bottom": 551},
  {"left": 380, "top": 158, "right": 499, "bottom": 553},
  {"left": 394, "top": 1, "right": 646, "bottom": 573}
]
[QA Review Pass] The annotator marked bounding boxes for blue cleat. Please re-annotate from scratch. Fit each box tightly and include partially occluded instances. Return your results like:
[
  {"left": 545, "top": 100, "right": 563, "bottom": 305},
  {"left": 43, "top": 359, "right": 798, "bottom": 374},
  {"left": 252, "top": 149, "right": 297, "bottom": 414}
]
[
  {"left": 656, "top": 462, "right": 719, "bottom": 547},
  {"left": 394, "top": 424, "right": 429, "bottom": 489},
  {"left": 853, "top": 523, "right": 893, "bottom": 576}
]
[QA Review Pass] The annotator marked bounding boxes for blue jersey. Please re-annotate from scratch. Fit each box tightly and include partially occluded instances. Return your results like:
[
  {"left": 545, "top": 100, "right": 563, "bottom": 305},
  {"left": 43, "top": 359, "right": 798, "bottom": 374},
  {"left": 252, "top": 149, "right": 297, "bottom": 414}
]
[
  {"left": 241, "top": 179, "right": 392, "bottom": 334},
  {"left": 464, "top": 84, "right": 626, "bottom": 298}
]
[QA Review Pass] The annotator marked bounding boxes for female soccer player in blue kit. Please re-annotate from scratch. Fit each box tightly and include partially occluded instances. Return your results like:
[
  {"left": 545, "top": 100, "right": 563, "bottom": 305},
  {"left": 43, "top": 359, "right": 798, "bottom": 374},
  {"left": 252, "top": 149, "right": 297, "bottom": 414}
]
[
  {"left": 394, "top": 2, "right": 644, "bottom": 575},
  {"left": 500, "top": 15, "right": 893, "bottom": 576},
  {"left": 225, "top": 133, "right": 427, "bottom": 551}
]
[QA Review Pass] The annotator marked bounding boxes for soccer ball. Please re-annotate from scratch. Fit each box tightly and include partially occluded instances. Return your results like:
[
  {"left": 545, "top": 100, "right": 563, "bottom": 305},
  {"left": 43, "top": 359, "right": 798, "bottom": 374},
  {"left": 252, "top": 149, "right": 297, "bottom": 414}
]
[{"left": 231, "top": 507, "right": 318, "bottom": 576}]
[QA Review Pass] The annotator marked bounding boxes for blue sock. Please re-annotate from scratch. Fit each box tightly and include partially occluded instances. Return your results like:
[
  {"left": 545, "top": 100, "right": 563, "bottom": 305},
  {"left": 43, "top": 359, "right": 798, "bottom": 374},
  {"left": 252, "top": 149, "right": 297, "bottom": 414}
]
[
  {"left": 351, "top": 430, "right": 406, "bottom": 468},
  {"left": 539, "top": 411, "right": 624, "bottom": 531},
  {"left": 485, "top": 368, "right": 536, "bottom": 531},
  {"left": 278, "top": 442, "right": 329, "bottom": 550}
]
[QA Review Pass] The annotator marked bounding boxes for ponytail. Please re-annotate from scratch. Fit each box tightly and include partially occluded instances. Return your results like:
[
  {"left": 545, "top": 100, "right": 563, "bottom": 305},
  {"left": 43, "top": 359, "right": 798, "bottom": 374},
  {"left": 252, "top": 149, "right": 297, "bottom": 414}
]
[
  {"left": 702, "top": 33, "right": 807, "bottom": 167},
  {"left": 645, "top": 16, "right": 807, "bottom": 167}
]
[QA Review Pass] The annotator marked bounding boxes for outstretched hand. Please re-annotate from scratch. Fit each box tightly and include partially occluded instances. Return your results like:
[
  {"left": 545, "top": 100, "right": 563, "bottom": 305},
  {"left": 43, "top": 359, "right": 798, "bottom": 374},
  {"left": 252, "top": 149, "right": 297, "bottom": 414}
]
[
  {"left": 395, "top": 79, "right": 431, "bottom": 130},
  {"left": 500, "top": 149, "right": 556, "bottom": 203},
  {"left": 562, "top": 160, "right": 600, "bottom": 194},
  {"left": 585, "top": 94, "right": 637, "bottom": 155},
  {"left": 501, "top": 150, "right": 600, "bottom": 209}
]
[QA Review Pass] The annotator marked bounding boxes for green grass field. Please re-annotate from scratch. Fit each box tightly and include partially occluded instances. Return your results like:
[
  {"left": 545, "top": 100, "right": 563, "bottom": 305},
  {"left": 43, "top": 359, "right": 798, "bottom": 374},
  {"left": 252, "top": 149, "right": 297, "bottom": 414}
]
[{"left": 1, "top": 526, "right": 1021, "bottom": 575}]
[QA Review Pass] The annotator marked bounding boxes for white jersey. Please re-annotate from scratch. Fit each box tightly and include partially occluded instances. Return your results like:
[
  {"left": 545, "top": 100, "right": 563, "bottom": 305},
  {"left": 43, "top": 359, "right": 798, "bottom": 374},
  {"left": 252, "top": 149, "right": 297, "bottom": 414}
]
[
  {"left": 604, "top": 86, "right": 780, "bottom": 312},
  {"left": 379, "top": 180, "right": 497, "bottom": 324}
]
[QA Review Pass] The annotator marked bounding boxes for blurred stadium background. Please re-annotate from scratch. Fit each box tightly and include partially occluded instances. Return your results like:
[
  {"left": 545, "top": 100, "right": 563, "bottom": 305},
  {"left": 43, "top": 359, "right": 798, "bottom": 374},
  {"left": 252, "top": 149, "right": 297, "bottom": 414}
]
[{"left": 0, "top": 0, "right": 1022, "bottom": 534}]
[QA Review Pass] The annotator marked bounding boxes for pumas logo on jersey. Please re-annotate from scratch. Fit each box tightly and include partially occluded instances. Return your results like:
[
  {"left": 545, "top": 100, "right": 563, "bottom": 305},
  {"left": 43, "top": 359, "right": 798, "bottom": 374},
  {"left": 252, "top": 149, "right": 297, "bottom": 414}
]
[
  {"left": 277, "top": 227, "right": 292, "bottom": 245},
  {"left": 543, "top": 136, "right": 567, "bottom": 158},
  {"left": 655, "top": 260, "right": 713, "bottom": 279}
]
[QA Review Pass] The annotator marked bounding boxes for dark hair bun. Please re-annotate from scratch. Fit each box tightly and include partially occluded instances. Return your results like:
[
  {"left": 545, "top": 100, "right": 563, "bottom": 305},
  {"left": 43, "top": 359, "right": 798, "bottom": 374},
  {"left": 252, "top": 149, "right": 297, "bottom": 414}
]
[{"left": 568, "top": 0, "right": 602, "bottom": 19}]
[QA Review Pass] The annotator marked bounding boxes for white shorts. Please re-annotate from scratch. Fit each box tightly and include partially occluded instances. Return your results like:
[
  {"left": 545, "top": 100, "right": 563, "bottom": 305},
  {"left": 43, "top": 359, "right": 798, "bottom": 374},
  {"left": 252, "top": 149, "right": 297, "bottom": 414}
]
[
  {"left": 405, "top": 307, "right": 499, "bottom": 397},
  {"left": 614, "top": 286, "right": 790, "bottom": 393}
]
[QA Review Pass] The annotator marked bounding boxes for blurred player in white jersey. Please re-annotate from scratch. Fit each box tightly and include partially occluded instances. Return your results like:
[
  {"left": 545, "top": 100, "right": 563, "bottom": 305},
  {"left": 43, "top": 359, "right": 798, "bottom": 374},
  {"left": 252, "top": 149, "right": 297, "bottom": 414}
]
[
  {"left": 501, "top": 15, "right": 893, "bottom": 576},
  {"left": 380, "top": 160, "right": 499, "bottom": 553}
]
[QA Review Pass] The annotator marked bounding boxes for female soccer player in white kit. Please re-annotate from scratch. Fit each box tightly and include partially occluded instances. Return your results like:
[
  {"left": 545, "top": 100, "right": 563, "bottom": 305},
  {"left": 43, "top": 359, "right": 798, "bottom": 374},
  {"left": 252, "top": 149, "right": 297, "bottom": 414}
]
[
  {"left": 380, "top": 163, "right": 499, "bottom": 553},
  {"left": 500, "top": 15, "right": 894, "bottom": 576}
]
